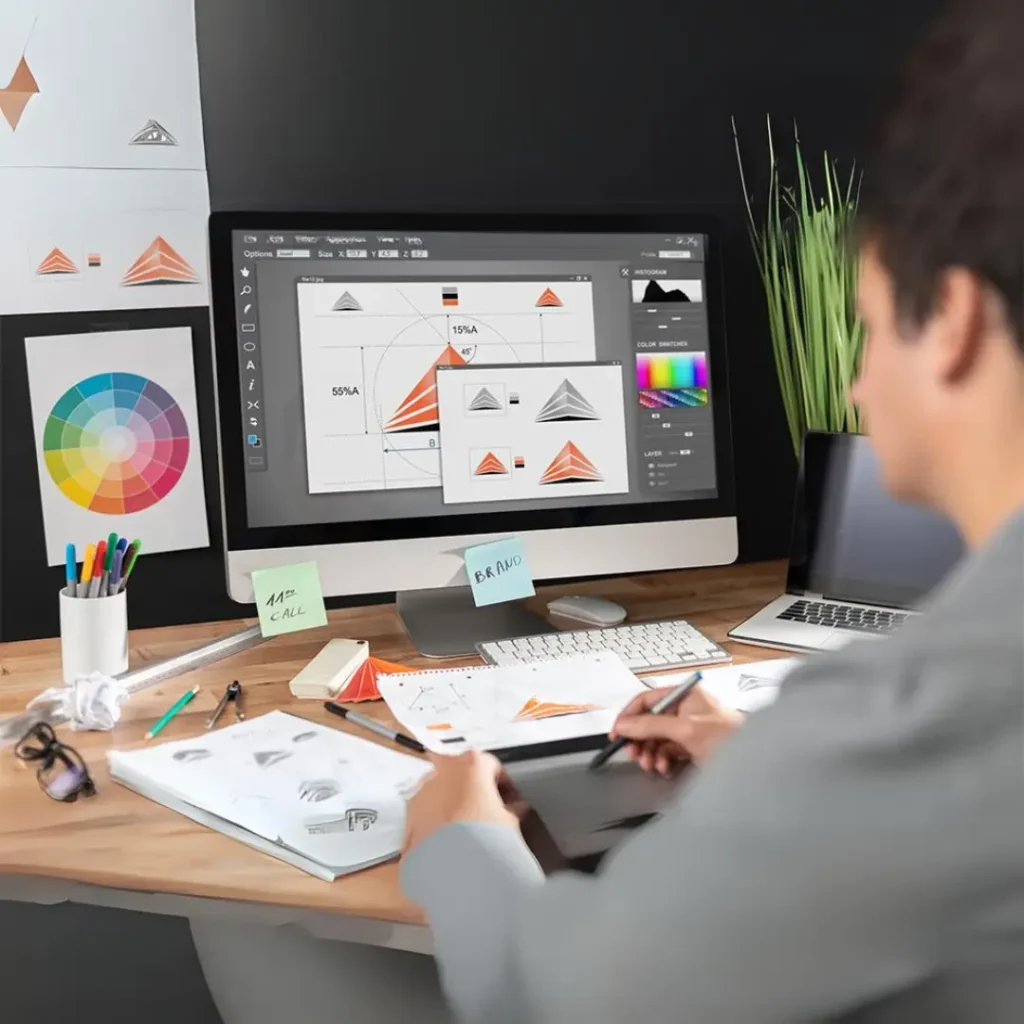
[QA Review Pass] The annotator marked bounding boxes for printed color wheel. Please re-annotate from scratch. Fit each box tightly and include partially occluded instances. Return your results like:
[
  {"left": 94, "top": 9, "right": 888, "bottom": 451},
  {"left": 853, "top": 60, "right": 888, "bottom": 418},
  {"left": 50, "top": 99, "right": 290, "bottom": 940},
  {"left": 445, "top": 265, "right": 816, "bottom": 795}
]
[{"left": 42, "top": 372, "right": 190, "bottom": 514}]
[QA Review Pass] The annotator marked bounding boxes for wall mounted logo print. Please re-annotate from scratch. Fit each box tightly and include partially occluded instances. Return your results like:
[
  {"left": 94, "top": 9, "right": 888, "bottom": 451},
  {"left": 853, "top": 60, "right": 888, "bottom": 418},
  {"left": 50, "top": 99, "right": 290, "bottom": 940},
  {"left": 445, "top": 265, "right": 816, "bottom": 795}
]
[
  {"left": 129, "top": 119, "right": 177, "bottom": 146},
  {"left": 121, "top": 236, "right": 200, "bottom": 286},
  {"left": 36, "top": 247, "right": 78, "bottom": 274}
]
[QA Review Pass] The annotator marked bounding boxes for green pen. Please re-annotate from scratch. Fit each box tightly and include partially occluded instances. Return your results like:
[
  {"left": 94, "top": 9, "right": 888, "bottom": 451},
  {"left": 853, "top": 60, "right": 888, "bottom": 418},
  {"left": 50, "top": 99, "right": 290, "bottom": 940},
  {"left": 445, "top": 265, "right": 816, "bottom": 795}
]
[
  {"left": 115, "top": 540, "right": 142, "bottom": 594},
  {"left": 146, "top": 685, "right": 200, "bottom": 740},
  {"left": 100, "top": 533, "right": 118, "bottom": 596}
]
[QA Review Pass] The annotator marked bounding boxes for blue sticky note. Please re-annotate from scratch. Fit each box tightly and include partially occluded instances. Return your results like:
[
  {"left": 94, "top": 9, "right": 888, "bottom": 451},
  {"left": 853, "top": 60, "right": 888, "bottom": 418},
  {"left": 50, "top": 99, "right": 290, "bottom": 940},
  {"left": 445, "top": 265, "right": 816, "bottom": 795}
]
[{"left": 464, "top": 538, "right": 535, "bottom": 608}]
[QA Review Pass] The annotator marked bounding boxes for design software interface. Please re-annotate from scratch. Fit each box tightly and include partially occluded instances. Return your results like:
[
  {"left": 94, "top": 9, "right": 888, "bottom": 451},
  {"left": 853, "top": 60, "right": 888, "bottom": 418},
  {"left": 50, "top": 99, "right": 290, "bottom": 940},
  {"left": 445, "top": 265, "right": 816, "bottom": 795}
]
[{"left": 230, "top": 230, "right": 721, "bottom": 528}]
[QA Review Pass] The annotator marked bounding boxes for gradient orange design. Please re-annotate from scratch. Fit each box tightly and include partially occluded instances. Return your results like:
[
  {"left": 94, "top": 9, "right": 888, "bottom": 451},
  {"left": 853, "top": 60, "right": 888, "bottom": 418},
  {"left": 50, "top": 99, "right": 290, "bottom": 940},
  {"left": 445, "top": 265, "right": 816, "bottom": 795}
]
[
  {"left": 514, "top": 697, "right": 601, "bottom": 721},
  {"left": 474, "top": 451, "right": 508, "bottom": 476},
  {"left": 427, "top": 722, "right": 454, "bottom": 731},
  {"left": 535, "top": 287, "right": 563, "bottom": 307},
  {"left": 36, "top": 248, "right": 78, "bottom": 275},
  {"left": 539, "top": 441, "right": 603, "bottom": 484},
  {"left": 333, "top": 655, "right": 416, "bottom": 703},
  {"left": 384, "top": 343, "right": 466, "bottom": 432},
  {"left": 87, "top": 253, "right": 102, "bottom": 267},
  {"left": 0, "top": 56, "right": 38, "bottom": 130},
  {"left": 121, "top": 236, "right": 200, "bottom": 286}
]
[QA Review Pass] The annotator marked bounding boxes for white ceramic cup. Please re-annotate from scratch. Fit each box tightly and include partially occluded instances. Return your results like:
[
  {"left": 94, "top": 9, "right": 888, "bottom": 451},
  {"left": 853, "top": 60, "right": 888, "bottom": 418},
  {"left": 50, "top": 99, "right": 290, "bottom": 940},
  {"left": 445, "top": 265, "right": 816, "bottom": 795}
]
[{"left": 59, "top": 588, "right": 129, "bottom": 684}]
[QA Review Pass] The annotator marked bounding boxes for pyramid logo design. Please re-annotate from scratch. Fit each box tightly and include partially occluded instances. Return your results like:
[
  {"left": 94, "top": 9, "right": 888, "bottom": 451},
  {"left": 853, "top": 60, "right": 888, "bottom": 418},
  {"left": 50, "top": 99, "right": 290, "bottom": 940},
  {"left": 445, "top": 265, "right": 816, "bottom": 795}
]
[
  {"left": 36, "top": 248, "right": 79, "bottom": 275},
  {"left": 129, "top": 119, "right": 178, "bottom": 146},
  {"left": 474, "top": 451, "right": 509, "bottom": 476},
  {"left": 0, "top": 56, "right": 39, "bottom": 131},
  {"left": 121, "top": 236, "right": 200, "bottom": 286},
  {"left": 514, "top": 697, "right": 601, "bottom": 721},
  {"left": 384, "top": 344, "right": 467, "bottom": 432},
  {"left": 468, "top": 386, "right": 502, "bottom": 412},
  {"left": 536, "top": 378, "right": 600, "bottom": 422},
  {"left": 536, "top": 287, "right": 563, "bottom": 308},
  {"left": 539, "top": 441, "right": 603, "bottom": 484},
  {"left": 333, "top": 656, "right": 415, "bottom": 703},
  {"left": 332, "top": 290, "right": 362, "bottom": 311}
]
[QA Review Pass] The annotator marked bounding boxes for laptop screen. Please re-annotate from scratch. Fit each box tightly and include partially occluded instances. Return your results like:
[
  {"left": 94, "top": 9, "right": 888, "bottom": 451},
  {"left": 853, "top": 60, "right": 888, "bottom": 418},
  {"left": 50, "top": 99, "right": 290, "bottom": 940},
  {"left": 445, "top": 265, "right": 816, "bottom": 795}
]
[{"left": 787, "top": 432, "right": 965, "bottom": 609}]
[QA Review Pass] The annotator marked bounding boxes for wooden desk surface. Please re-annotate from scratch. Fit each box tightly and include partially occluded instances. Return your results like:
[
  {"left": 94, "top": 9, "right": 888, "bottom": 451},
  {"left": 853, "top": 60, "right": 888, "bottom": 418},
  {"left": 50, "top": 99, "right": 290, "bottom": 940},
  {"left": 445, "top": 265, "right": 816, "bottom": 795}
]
[{"left": 0, "top": 562, "right": 787, "bottom": 926}]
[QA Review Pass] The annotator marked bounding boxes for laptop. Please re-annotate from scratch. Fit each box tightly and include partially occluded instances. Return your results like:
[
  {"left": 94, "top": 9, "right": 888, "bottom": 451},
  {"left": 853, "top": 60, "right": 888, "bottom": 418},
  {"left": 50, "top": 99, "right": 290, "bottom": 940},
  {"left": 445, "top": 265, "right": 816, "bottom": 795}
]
[{"left": 729, "top": 432, "right": 964, "bottom": 653}]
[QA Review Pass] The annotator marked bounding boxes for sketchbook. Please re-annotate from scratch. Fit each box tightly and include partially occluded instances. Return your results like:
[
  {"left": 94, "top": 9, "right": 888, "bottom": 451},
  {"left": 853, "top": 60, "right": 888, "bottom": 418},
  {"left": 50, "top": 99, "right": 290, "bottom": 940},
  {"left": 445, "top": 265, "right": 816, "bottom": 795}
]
[
  {"left": 376, "top": 652, "right": 647, "bottom": 755},
  {"left": 107, "top": 711, "right": 431, "bottom": 881}
]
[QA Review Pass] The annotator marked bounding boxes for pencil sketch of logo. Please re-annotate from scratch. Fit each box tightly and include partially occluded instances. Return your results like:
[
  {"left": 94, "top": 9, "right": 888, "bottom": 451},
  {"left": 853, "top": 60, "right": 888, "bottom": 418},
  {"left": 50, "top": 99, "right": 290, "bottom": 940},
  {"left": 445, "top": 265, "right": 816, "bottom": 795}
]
[
  {"left": 253, "top": 750, "right": 292, "bottom": 768},
  {"left": 292, "top": 731, "right": 317, "bottom": 744},
  {"left": 172, "top": 749, "right": 211, "bottom": 763},
  {"left": 298, "top": 779, "right": 341, "bottom": 803},
  {"left": 346, "top": 808, "right": 378, "bottom": 832}
]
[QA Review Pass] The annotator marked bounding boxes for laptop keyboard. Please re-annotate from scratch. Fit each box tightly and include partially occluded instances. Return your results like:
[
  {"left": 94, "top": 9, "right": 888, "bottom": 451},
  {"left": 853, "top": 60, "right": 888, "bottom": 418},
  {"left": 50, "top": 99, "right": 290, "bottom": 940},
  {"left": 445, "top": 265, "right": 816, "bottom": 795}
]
[{"left": 777, "top": 600, "right": 908, "bottom": 635}]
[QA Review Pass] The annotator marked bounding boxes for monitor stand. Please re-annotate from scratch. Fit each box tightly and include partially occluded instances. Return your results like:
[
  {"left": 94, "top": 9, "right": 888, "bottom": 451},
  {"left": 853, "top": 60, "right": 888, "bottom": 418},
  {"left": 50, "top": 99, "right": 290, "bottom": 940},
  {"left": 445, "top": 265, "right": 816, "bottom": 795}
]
[{"left": 397, "top": 587, "right": 553, "bottom": 658}]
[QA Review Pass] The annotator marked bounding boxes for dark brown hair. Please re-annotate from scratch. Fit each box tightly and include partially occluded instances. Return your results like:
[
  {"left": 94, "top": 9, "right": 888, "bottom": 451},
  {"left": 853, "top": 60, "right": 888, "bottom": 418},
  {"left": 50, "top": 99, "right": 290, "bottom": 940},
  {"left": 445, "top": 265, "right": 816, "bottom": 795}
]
[{"left": 860, "top": 0, "right": 1024, "bottom": 342}]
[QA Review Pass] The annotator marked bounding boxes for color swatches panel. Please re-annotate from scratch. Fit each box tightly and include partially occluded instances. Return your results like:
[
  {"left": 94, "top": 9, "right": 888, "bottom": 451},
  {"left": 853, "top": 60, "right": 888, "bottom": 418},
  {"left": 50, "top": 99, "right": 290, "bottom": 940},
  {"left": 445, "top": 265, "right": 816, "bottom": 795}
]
[
  {"left": 42, "top": 372, "right": 190, "bottom": 514},
  {"left": 635, "top": 352, "right": 709, "bottom": 390}
]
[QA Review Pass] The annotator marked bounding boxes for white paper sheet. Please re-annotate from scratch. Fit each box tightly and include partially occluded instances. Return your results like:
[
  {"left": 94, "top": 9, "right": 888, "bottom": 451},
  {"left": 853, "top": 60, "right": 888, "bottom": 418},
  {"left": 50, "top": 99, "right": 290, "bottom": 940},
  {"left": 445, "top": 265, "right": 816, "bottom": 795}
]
[
  {"left": 377, "top": 652, "right": 647, "bottom": 754},
  {"left": 672, "top": 657, "right": 802, "bottom": 714},
  {"left": 25, "top": 326, "right": 210, "bottom": 564},
  {"left": 108, "top": 711, "right": 433, "bottom": 877}
]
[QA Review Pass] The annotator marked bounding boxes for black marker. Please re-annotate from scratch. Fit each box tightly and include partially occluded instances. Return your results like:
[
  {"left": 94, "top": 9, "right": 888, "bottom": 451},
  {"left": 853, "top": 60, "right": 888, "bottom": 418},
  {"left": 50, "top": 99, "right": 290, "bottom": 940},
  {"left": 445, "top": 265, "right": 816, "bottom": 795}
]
[
  {"left": 324, "top": 702, "right": 426, "bottom": 754},
  {"left": 589, "top": 671, "right": 703, "bottom": 771}
]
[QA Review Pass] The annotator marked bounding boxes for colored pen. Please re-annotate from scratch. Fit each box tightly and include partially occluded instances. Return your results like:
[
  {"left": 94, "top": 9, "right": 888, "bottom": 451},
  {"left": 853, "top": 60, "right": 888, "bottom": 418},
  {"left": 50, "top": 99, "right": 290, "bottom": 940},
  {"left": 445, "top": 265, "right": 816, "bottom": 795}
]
[
  {"left": 589, "top": 671, "right": 704, "bottom": 771},
  {"left": 88, "top": 540, "right": 107, "bottom": 598},
  {"left": 64, "top": 543, "right": 77, "bottom": 597},
  {"left": 100, "top": 533, "right": 117, "bottom": 597},
  {"left": 110, "top": 547, "right": 125, "bottom": 594},
  {"left": 115, "top": 539, "right": 142, "bottom": 594},
  {"left": 79, "top": 543, "right": 96, "bottom": 598},
  {"left": 146, "top": 685, "right": 200, "bottom": 740},
  {"left": 323, "top": 702, "right": 426, "bottom": 754}
]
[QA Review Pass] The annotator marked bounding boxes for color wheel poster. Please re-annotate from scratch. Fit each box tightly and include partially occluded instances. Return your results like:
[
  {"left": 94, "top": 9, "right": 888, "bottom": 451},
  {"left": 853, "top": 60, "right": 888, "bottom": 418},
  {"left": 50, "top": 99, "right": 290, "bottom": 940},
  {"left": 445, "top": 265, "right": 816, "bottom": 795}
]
[{"left": 25, "top": 327, "right": 210, "bottom": 565}]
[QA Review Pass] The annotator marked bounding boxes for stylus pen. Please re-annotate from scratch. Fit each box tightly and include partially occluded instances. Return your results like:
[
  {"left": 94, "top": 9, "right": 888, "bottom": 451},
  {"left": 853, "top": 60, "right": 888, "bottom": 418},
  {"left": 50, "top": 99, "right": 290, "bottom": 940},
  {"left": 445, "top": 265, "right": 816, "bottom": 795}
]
[
  {"left": 589, "top": 670, "right": 703, "bottom": 772},
  {"left": 324, "top": 702, "right": 426, "bottom": 754}
]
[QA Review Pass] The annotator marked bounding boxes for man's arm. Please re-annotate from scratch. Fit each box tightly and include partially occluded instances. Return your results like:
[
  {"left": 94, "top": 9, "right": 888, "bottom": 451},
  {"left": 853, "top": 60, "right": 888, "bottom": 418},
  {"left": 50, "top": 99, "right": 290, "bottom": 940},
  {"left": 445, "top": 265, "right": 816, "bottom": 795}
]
[{"left": 402, "top": 652, "right": 950, "bottom": 1023}]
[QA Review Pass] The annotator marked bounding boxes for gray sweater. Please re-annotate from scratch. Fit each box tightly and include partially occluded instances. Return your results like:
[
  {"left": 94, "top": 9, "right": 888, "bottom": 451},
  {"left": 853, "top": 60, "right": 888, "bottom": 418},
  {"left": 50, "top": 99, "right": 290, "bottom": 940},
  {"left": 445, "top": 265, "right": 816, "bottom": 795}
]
[{"left": 401, "top": 513, "right": 1024, "bottom": 1023}]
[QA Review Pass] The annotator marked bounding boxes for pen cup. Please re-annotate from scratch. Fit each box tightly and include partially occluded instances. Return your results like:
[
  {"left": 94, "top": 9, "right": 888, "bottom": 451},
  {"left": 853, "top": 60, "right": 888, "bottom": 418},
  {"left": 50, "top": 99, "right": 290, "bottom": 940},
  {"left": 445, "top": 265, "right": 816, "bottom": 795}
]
[{"left": 59, "top": 588, "right": 129, "bottom": 684}]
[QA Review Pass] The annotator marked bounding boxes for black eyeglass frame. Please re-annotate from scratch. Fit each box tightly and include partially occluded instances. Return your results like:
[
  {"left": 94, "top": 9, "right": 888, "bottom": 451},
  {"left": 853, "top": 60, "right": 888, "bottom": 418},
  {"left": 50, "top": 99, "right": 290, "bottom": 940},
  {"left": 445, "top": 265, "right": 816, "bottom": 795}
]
[{"left": 14, "top": 722, "right": 96, "bottom": 803}]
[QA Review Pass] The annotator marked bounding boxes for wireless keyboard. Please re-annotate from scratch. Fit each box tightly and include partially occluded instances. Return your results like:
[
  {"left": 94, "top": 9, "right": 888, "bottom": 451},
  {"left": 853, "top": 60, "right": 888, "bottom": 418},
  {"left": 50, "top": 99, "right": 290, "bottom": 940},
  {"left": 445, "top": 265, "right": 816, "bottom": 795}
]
[{"left": 477, "top": 620, "right": 731, "bottom": 674}]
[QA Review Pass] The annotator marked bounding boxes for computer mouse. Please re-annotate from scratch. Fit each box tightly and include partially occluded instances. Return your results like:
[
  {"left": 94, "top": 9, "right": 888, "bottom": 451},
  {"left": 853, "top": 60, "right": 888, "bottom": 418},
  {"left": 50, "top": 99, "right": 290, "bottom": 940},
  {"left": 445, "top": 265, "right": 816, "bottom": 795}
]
[{"left": 546, "top": 595, "right": 628, "bottom": 627}]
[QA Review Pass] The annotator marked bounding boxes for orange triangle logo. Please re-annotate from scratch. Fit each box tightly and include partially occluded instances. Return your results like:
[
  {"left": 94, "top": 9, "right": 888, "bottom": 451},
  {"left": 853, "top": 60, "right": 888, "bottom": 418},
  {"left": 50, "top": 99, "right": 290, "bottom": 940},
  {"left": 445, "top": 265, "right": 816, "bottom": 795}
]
[
  {"left": 121, "top": 236, "right": 200, "bottom": 286},
  {"left": 36, "top": 248, "right": 79, "bottom": 275},
  {"left": 384, "top": 344, "right": 466, "bottom": 431},
  {"left": 514, "top": 697, "right": 601, "bottom": 721},
  {"left": 0, "top": 56, "right": 39, "bottom": 131},
  {"left": 536, "top": 287, "right": 563, "bottom": 307},
  {"left": 474, "top": 451, "right": 508, "bottom": 476},
  {"left": 333, "top": 656, "right": 416, "bottom": 703},
  {"left": 539, "top": 441, "right": 603, "bottom": 484}
]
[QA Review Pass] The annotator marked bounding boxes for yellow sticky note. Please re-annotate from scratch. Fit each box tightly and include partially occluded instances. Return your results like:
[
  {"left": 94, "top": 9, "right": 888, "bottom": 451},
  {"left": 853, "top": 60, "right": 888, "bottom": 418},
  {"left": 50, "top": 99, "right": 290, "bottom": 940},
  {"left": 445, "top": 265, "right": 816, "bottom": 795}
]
[{"left": 251, "top": 562, "right": 328, "bottom": 637}]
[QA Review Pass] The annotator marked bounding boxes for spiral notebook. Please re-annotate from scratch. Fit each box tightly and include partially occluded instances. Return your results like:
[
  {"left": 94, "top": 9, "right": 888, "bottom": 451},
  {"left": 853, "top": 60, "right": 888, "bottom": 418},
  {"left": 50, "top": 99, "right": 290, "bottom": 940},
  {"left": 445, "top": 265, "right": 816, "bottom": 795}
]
[{"left": 376, "top": 652, "right": 647, "bottom": 757}]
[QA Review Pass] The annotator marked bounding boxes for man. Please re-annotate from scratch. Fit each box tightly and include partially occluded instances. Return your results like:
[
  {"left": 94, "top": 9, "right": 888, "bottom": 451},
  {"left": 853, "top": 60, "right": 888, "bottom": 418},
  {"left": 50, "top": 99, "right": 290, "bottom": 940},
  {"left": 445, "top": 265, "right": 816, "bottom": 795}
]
[{"left": 400, "top": 0, "right": 1024, "bottom": 1019}]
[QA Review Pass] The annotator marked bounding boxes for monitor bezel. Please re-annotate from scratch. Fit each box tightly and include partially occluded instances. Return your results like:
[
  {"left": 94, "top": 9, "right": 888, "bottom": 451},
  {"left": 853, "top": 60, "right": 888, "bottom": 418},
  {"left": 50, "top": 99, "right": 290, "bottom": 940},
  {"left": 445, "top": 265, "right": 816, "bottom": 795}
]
[{"left": 209, "top": 211, "right": 736, "bottom": 553}]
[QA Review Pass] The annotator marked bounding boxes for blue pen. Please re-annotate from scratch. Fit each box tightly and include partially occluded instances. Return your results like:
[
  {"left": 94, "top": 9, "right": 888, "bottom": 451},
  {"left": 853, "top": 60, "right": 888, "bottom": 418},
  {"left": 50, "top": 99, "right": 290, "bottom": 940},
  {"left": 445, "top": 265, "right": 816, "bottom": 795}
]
[
  {"left": 64, "top": 543, "right": 77, "bottom": 597},
  {"left": 116, "top": 537, "right": 128, "bottom": 555},
  {"left": 110, "top": 547, "right": 125, "bottom": 594}
]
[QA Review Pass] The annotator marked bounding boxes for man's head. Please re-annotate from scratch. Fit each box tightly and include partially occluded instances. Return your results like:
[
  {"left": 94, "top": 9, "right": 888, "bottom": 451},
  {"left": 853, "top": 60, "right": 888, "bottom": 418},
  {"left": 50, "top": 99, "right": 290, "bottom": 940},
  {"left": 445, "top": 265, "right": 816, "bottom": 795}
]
[{"left": 854, "top": 0, "right": 1024, "bottom": 523}]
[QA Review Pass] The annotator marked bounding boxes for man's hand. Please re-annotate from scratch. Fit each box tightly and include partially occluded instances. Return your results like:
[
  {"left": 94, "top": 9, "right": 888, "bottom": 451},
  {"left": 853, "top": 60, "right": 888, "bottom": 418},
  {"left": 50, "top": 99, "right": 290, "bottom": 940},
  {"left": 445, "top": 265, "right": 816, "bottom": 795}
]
[
  {"left": 403, "top": 750, "right": 520, "bottom": 855},
  {"left": 610, "top": 684, "right": 743, "bottom": 775}
]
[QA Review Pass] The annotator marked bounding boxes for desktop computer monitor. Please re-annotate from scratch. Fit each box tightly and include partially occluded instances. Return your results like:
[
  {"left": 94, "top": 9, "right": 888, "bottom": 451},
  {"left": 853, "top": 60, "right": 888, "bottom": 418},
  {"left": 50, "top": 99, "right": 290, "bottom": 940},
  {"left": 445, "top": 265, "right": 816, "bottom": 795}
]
[{"left": 208, "top": 214, "right": 737, "bottom": 654}]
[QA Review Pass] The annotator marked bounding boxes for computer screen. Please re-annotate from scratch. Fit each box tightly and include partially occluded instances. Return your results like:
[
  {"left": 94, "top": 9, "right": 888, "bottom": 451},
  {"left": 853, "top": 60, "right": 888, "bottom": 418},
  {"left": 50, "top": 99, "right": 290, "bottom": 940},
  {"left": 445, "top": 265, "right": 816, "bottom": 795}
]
[
  {"left": 790, "top": 432, "right": 965, "bottom": 608},
  {"left": 223, "top": 227, "right": 726, "bottom": 531}
]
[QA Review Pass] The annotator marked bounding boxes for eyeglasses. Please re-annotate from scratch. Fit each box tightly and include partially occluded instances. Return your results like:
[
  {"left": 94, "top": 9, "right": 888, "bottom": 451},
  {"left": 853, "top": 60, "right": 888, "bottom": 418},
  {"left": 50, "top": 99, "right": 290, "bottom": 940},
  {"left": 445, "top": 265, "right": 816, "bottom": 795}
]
[{"left": 15, "top": 722, "right": 96, "bottom": 803}]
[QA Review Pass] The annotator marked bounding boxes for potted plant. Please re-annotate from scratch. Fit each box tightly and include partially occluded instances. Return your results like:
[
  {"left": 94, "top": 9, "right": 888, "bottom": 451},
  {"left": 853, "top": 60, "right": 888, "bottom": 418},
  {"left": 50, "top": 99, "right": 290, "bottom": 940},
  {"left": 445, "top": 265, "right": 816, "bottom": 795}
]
[{"left": 733, "top": 116, "right": 864, "bottom": 457}]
